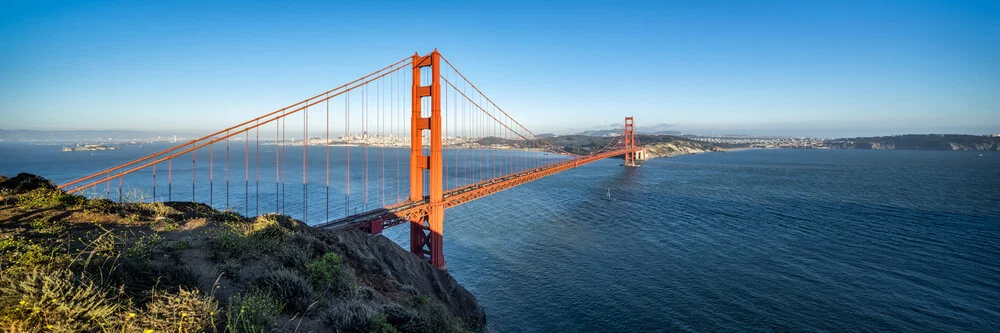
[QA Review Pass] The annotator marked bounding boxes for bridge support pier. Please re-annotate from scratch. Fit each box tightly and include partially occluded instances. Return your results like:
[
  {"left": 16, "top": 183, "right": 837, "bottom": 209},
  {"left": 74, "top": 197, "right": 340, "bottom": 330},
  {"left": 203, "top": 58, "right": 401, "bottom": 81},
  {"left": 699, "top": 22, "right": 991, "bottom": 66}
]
[{"left": 409, "top": 50, "right": 447, "bottom": 269}]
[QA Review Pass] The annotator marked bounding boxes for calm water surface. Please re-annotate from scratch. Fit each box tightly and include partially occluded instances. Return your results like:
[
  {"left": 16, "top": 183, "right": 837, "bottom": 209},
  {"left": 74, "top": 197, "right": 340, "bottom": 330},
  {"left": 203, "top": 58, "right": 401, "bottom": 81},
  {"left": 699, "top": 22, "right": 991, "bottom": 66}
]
[{"left": 2, "top": 144, "right": 998, "bottom": 331}]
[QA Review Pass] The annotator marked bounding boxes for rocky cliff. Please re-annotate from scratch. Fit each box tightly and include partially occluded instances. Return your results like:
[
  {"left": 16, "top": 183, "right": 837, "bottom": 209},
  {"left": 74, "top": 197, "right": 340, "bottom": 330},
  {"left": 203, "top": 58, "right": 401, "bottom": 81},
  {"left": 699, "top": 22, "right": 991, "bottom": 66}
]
[
  {"left": 639, "top": 140, "right": 725, "bottom": 159},
  {"left": 826, "top": 134, "right": 1000, "bottom": 151}
]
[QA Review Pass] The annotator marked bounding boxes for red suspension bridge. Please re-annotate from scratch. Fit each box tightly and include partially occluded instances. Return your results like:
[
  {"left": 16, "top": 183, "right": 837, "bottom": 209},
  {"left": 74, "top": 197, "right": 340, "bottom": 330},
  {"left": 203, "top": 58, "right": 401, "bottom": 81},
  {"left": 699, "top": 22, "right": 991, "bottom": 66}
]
[{"left": 58, "top": 50, "right": 641, "bottom": 269}]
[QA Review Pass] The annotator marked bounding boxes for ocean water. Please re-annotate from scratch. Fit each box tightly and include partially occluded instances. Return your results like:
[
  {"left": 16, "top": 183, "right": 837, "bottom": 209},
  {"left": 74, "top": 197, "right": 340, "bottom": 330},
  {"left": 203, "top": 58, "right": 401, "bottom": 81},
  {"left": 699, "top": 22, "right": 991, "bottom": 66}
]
[{"left": 2, "top": 144, "right": 998, "bottom": 331}]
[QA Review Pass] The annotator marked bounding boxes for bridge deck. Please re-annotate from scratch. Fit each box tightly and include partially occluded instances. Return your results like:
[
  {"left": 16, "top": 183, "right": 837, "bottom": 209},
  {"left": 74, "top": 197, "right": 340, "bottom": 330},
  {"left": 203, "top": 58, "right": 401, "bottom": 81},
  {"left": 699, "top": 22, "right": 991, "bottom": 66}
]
[{"left": 315, "top": 148, "right": 629, "bottom": 231}]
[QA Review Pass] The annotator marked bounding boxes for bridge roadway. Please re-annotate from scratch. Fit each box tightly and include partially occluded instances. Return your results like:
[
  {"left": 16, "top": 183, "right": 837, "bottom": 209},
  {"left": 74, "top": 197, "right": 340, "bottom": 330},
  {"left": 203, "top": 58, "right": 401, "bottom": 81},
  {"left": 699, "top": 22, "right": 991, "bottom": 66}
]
[{"left": 314, "top": 148, "right": 631, "bottom": 232}]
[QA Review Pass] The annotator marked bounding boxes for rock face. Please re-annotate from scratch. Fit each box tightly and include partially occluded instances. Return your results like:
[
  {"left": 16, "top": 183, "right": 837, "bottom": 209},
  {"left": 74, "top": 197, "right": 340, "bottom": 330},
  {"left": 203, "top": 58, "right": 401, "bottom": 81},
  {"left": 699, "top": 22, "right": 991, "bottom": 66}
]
[
  {"left": 327, "top": 230, "right": 487, "bottom": 326},
  {"left": 826, "top": 134, "right": 1000, "bottom": 151},
  {"left": 639, "top": 141, "right": 722, "bottom": 159}
]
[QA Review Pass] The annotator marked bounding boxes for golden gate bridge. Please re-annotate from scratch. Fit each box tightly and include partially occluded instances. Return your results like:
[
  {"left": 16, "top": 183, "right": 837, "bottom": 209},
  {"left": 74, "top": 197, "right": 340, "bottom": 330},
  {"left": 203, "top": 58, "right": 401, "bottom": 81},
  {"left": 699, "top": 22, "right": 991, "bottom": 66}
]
[{"left": 58, "top": 50, "right": 641, "bottom": 269}]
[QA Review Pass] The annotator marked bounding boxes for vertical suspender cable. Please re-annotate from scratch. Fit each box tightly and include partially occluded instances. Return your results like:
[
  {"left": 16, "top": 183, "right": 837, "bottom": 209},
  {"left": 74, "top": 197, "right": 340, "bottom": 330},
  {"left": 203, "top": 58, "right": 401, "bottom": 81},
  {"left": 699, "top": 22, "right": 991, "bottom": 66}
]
[
  {"left": 282, "top": 111, "right": 286, "bottom": 213},
  {"left": 302, "top": 108, "right": 309, "bottom": 224},
  {"left": 381, "top": 75, "right": 385, "bottom": 206},
  {"left": 226, "top": 132, "right": 230, "bottom": 209},
  {"left": 275, "top": 116, "right": 279, "bottom": 213},
  {"left": 245, "top": 130, "right": 249, "bottom": 218},
  {"left": 210, "top": 143, "right": 214, "bottom": 207},
  {"left": 255, "top": 123, "right": 259, "bottom": 217},
  {"left": 168, "top": 159, "right": 172, "bottom": 201},
  {"left": 346, "top": 91, "right": 351, "bottom": 216},
  {"left": 325, "top": 95, "right": 330, "bottom": 223}
]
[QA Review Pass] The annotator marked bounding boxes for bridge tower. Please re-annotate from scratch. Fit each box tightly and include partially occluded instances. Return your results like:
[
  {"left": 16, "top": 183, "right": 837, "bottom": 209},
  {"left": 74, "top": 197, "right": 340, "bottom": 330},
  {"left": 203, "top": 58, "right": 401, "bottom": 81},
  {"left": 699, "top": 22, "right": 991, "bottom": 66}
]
[
  {"left": 624, "top": 116, "right": 637, "bottom": 167},
  {"left": 410, "top": 50, "right": 446, "bottom": 269}
]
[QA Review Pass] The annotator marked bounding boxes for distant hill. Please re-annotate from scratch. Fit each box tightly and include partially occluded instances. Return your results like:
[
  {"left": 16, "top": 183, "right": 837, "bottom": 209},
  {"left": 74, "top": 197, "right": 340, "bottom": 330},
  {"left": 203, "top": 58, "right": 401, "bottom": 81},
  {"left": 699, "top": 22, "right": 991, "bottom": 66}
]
[
  {"left": 0, "top": 129, "right": 180, "bottom": 143},
  {"left": 572, "top": 122, "right": 682, "bottom": 137},
  {"left": 826, "top": 134, "right": 1000, "bottom": 151},
  {"left": 542, "top": 134, "right": 724, "bottom": 156}
]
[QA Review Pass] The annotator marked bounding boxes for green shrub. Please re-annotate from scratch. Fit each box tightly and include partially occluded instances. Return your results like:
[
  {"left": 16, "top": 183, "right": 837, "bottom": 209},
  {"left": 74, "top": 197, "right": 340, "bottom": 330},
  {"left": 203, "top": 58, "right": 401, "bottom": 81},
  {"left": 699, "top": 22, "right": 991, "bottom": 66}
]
[
  {"left": 135, "top": 287, "right": 219, "bottom": 332},
  {"left": 124, "top": 234, "right": 162, "bottom": 262},
  {"left": 369, "top": 313, "right": 399, "bottom": 333},
  {"left": 252, "top": 268, "right": 314, "bottom": 313},
  {"left": 0, "top": 237, "right": 68, "bottom": 270},
  {"left": 0, "top": 269, "right": 120, "bottom": 332},
  {"left": 159, "top": 219, "right": 181, "bottom": 232},
  {"left": 208, "top": 229, "right": 254, "bottom": 261},
  {"left": 408, "top": 295, "right": 429, "bottom": 307},
  {"left": 124, "top": 213, "right": 142, "bottom": 223},
  {"left": 85, "top": 198, "right": 115, "bottom": 214},
  {"left": 321, "top": 299, "right": 378, "bottom": 331},
  {"left": 225, "top": 291, "right": 283, "bottom": 332},
  {"left": 17, "top": 188, "right": 64, "bottom": 209},
  {"left": 208, "top": 217, "right": 289, "bottom": 261},
  {"left": 138, "top": 201, "right": 180, "bottom": 219},
  {"left": 156, "top": 264, "right": 203, "bottom": 291},
  {"left": 227, "top": 214, "right": 299, "bottom": 237},
  {"left": 385, "top": 297, "right": 465, "bottom": 333},
  {"left": 58, "top": 194, "right": 85, "bottom": 208},
  {"left": 28, "top": 218, "right": 66, "bottom": 234},
  {"left": 305, "top": 252, "right": 343, "bottom": 286}
]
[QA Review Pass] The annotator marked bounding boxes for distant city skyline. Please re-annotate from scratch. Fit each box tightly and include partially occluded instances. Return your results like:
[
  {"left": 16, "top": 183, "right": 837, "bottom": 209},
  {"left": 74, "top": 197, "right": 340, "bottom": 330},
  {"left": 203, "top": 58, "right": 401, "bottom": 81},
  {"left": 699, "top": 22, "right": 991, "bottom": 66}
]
[{"left": 1, "top": 1, "right": 997, "bottom": 138}]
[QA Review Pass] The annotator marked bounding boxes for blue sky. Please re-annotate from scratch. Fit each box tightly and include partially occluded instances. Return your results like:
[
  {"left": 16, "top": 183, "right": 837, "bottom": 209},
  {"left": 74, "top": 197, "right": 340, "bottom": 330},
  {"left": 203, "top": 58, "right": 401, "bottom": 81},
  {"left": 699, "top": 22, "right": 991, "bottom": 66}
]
[{"left": 1, "top": 0, "right": 998, "bottom": 137}]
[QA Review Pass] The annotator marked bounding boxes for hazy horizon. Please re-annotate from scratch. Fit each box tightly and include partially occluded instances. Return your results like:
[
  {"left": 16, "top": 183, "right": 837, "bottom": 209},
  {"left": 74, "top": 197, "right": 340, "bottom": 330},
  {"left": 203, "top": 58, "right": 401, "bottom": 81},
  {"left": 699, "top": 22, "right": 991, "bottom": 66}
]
[{"left": 1, "top": 125, "right": 996, "bottom": 140}]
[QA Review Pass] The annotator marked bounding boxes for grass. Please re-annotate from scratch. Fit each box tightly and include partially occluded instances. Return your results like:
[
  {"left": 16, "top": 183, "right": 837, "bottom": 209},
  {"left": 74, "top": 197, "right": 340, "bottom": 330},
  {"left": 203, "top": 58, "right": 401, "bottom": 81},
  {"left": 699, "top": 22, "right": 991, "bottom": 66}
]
[
  {"left": 224, "top": 291, "right": 283, "bottom": 332},
  {"left": 16, "top": 188, "right": 83, "bottom": 210},
  {"left": 0, "top": 237, "right": 69, "bottom": 272},
  {"left": 124, "top": 234, "right": 162, "bottom": 262},
  {"left": 28, "top": 218, "right": 67, "bottom": 234},
  {"left": 207, "top": 214, "right": 294, "bottom": 261},
  {"left": 0, "top": 269, "right": 120, "bottom": 332},
  {"left": 133, "top": 287, "right": 219, "bottom": 332}
]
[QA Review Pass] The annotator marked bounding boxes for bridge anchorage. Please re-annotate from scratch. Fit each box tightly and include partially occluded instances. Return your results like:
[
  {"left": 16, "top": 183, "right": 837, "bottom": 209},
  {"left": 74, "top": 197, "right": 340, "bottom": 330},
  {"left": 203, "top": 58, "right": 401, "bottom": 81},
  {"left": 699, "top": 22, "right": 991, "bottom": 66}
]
[{"left": 58, "top": 49, "right": 640, "bottom": 269}]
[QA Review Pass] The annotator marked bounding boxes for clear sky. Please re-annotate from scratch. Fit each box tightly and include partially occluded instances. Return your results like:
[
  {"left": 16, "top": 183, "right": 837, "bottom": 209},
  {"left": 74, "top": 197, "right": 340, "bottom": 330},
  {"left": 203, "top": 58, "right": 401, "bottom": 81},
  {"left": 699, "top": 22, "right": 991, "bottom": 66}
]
[{"left": 1, "top": 0, "right": 998, "bottom": 137}]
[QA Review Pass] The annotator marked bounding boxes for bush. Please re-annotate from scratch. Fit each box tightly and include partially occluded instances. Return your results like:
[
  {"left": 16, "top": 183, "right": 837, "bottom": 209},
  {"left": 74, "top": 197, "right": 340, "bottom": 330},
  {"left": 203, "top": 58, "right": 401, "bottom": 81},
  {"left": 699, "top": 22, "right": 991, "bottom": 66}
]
[
  {"left": 134, "top": 287, "right": 219, "bottom": 332},
  {"left": 385, "top": 297, "right": 465, "bottom": 333},
  {"left": 305, "top": 252, "right": 343, "bottom": 287},
  {"left": 151, "top": 202, "right": 180, "bottom": 217},
  {"left": 17, "top": 188, "right": 64, "bottom": 209},
  {"left": 0, "top": 269, "right": 120, "bottom": 332},
  {"left": 321, "top": 299, "right": 379, "bottom": 331},
  {"left": 208, "top": 229, "right": 254, "bottom": 261},
  {"left": 28, "top": 218, "right": 66, "bottom": 234},
  {"left": 251, "top": 268, "right": 314, "bottom": 314},
  {"left": 0, "top": 237, "right": 68, "bottom": 271},
  {"left": 58, "top": 193, "right": 86, "bottom": 208},
  {"left": 225, "top": 291, "right": 283, "bottom": 332},
  {"left": 124, "top": 234, "right": 162, "bottom": 262},
  {"left": 369, "top": 313, "right": 399, "bottom": 333},
  {"left": 85, "top": 198, "right": 115, "bottom": 214},
  {"left": 208, "top": 215, "right": 291, "bottom": 261}
]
